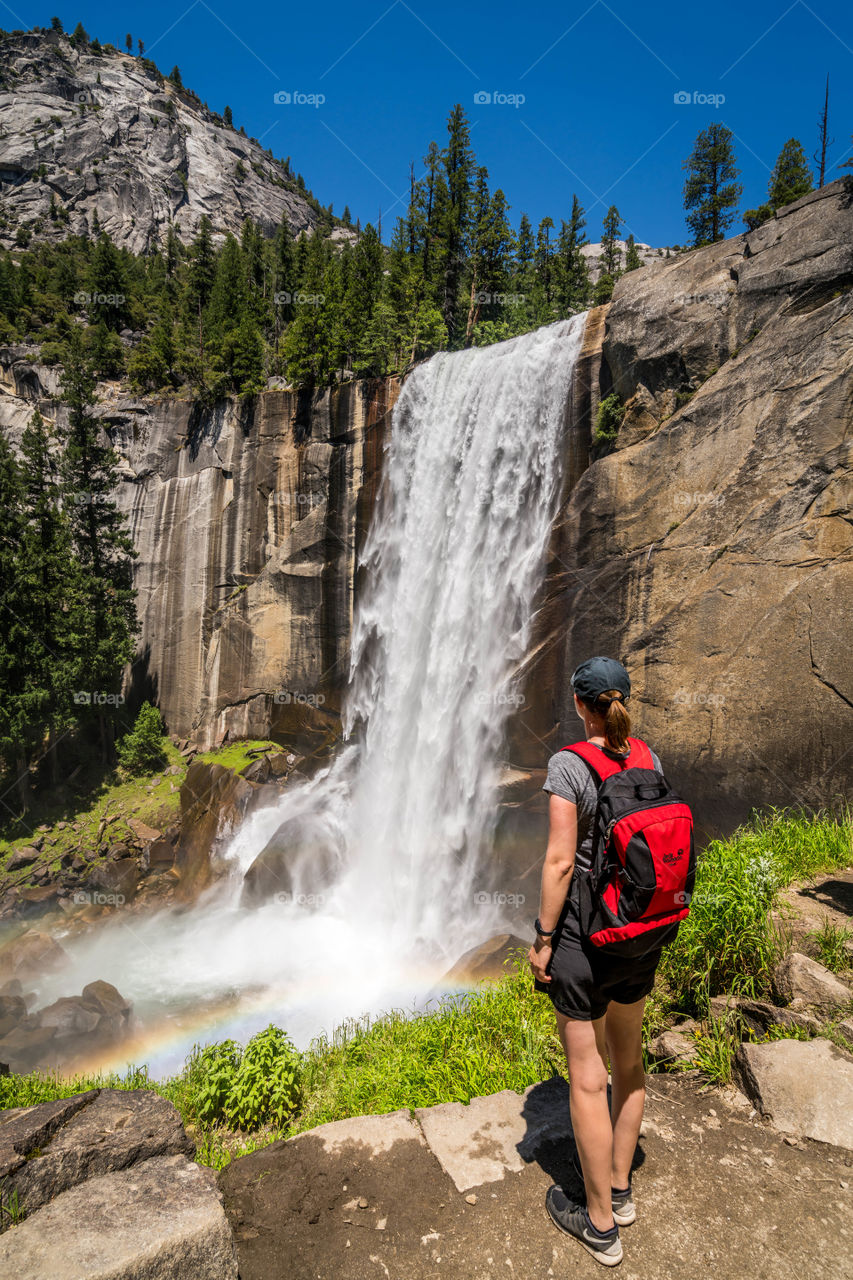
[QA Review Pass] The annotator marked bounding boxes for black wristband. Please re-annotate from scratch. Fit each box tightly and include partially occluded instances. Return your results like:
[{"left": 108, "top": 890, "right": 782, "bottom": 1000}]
[{"left": 534, "top": 917, "right": 556, "bottom": 939}]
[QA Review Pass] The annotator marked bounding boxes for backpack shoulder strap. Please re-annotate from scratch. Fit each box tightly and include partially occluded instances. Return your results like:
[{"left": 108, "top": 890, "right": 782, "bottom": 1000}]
[
  {"left": 624, "top": 737, "right": 655, "bottom": 770},
  {"left": 560, "top": 737, "right": 655, "bottom": 781},
  {"left": 560, "top": 741, "right": 621, "bottom": 783}
]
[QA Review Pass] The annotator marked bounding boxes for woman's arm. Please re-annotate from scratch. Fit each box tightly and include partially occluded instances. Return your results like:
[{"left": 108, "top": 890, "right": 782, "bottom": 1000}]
[{"left": 528, "top": 793, "right": 578, "bottom": 983}]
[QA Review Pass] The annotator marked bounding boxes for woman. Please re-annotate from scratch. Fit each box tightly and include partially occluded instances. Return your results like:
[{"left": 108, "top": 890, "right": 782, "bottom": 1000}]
[{"left": 528, "top": 656, "right": 669, "bottom": 1268}]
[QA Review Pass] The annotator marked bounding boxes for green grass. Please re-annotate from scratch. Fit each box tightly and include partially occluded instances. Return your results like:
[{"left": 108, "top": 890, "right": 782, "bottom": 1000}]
[
  {"left": 1, "top": 808, "right": 850, "bottom": 1161},
  {"left": 807, "top": 917, "right": 853, "bottom": 974},
  {"left": 656, "top": 807, "right": 852, "bottom": 1015},
  {"left": 0, "top": 738, "right": 283, "bottom": 881},
  {"left": 294, "top": 961, "right": 563, "bottom": 1134},
  {"left": 193, "top": 741, "right": 282, "bottom": 773}
]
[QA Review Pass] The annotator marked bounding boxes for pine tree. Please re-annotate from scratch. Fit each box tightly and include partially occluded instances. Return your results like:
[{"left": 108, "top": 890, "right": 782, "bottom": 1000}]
[
  {"left": 240, "top": 217, "right": 268, "bottom": 325},
  {"left": 465, "top": 171, "right": 515, "bottom": 343},
  {"left": 0, "top": 435, "right": 35, "bottom": 809},
  {"left": 554, "top": 196, "right": 590, "bottom": 314},
  {"left": 767, "top": 139, "right": 812, "bottom": 209},
  {"left": 87, "top": 320, "right": 125, "bottom": 377},
  {"left": 599, "top": 206, "right": 624, "bottom": 278},
  {"left": 116, "top": 702, "right": 166, "bottom": 775},
  {"left": 272, "top": 215, "right": 296, "bottom": 333},
  {"left": 185, "top": 215, "right": 216, "bottom": 375},
  {"left": 19, "top": 410, "right": 77, "bottom": 785},
  {"left": 50, "top": 15, "right": 63, "bottom": 32},
  {"left": 59, "top": 333, "right": 138, "bottom": 760},
  {"left": 592, "top": 272, "right": 615, "bottom": 305},
  {"left": 414, "top": 139, "right": 443, "bottom": 294},
  {"left": 88, "top": 233, "right": 129, "bottom": 329},
  {"left": 438, "top": 105, "right": 474, "bottom": 343},
  {"left": 125, "top": 33, "right": 133, "bottom": 53},
  {"left": 283, "top": 231, "right": 337, "bottom": 386},
  {"left": 223, "top": 104, "right": 233, "bottom": 128},
  {"left": 534, "top": 216, "right": 556, "bottom": 321},
  {"left": 624, "top": 234, "right": 643, "bottom": 272},
  {"left": 137, "top": 38, "right": 145, "bottom": 56},
  {"left": 683, "top": 124, "right": 742, "bottom": 246},
  {"left": 169, "top": 66, "right": 183, "bottom": 88},
  {"left": 744, "top": 138, "right": 812, "bottom": 231}
]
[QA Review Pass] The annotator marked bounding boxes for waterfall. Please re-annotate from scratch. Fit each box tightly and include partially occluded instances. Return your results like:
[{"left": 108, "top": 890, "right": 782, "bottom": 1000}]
[{"left": 51, "top": 316, "right": 587, "bottom": 1070}]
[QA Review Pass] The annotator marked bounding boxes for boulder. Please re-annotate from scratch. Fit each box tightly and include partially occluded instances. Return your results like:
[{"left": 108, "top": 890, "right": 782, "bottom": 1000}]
[
  {"left": 178, "top": 762, "right": 258, "bottom": 900},
  {"left": 708, "top": 994, "right": 822, "bottom": 1036},
  {"left": 80, "top": 980, "right": 132, "bottom": 1021},
  {"left": 240, "top": 810, "right": 343, "bottom": 909},
  {"left": 35, "top": 997, "right": 101, "bottom": 1040},
  {"left": 126, "top": 818, "right": 162, "bottom": 844},
  {"left": 0, "top": 930, "right": 68, "bottom": 983},
  {"left": 733, "top": 1038, "right": 853, "bottom": 1149},
  {"left": 0, "top": 1022, "right": 57, "bottom": 1069},
  {"left": 646, "top": 1029, "right": 696, "bottom": 1067},
  {"left": 0, "top": 981, "right": 132, "bottom": 1072},
  {"left": 0, "top": 1091, "right": 98, "bottom": 1180},
  {"left": 442, "top": 934, "right": 530, "bottom": 984},
  {"left": 146, "top": 834, "right": 177, "bottom": 868},
  {"left": 4, "top": 1089, "right": 192, "bottom": 1214},
  {"left": 0, "top": 1154, "right": 238, "bottom": 1280},
  {"left": 87, "top": 857, "right": 140, "bottom": 903},
  {"left": 771, "top": 952, "right": 853, "bottom": 1012},
  {"left": 0, "top": 994, "right": 26, "bottom": 1038},
  {"left": 5, "top": 846, "right": 40, "bottom": 873}
]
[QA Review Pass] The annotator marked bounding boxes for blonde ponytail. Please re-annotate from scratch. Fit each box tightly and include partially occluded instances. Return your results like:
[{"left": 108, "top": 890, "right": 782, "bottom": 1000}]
[{"left": 594, "top": 689, "right": 631, "bottom": 753}]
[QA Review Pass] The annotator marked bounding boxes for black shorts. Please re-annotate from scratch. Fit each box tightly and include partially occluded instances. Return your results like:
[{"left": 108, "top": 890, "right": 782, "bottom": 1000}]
[{"left": 535, "top": 913, "right": 663, "bottom": 1021}]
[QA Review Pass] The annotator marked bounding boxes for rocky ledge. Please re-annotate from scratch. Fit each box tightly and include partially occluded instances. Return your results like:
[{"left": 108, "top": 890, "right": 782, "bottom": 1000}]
[{"left": 0, "top": 1088, "right": 237, "bottom": 1279}]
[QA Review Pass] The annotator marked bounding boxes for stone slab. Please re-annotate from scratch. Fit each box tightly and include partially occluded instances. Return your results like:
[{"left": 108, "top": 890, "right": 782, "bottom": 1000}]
[
  {"left": 415, "top": 1080, "right": 577, "bottom": 1190},
  {"left": 10, "top": 1087, "right": 193, "bottom": 1214},
  {"left": 734, "top": 1037, "right": 853, "bottom": 1149},
  {"left": 305, "top": 1107, "right": 426, "bottom": 1157},
  {"left": 0, "top": 1090, "right": 98, "bottom": 1180},
  {"left": 0, "top": 1154, "right": 238, "bottom": 1280}
]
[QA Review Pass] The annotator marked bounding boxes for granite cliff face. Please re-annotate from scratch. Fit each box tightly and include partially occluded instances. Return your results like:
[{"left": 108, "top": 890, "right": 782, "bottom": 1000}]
[
  {"left": 0, "top": 350, "right": 398, "bottom": 752},
  {"left": 0, "top": 29, "right": 318, "bottom": 251},
  {"left": 537, "top": 179, "right": 853, "bottom": 833},
  {"left": 113, "top": 379, "right": 398, "bottom": 752}
]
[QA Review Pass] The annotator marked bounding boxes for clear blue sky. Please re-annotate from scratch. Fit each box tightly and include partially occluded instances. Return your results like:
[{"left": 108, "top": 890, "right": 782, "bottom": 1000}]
[{"left": 22, "top": 0, "right": 853, "bottom": 245}]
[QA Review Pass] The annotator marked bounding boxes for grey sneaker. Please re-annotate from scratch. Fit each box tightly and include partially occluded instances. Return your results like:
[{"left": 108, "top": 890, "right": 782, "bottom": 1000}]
[
  {"left": 545, "top": 1185, "right": 623, "bottom": 1267},
  {"left": 571, "top": 1149, "right": 636, "bottom": 1226}
]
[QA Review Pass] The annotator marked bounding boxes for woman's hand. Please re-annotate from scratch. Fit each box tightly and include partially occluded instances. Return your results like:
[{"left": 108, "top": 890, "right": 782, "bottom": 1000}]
[{"left": 528, "top": 936, "right": 552, "bottom": 983}]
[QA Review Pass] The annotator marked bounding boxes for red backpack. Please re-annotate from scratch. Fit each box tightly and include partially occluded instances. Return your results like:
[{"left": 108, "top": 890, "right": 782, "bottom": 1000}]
[{"left": 562, "top": 737, "right": 695, "bottom": 958}]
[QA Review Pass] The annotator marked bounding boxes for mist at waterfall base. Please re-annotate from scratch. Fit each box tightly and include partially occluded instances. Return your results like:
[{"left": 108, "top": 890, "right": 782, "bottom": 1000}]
[{"left": 50, "top": 317, "right": 587, "bottom": 1076}]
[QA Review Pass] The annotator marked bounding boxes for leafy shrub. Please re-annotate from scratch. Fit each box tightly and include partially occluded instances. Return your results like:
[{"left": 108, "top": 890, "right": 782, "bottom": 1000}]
[
  {"left": 115, "top": 701, "right": 167, "bottom": 775},
  {"left": 189, "top": 1026, "right": 303, "bottom": 1131},
  {"left": 592, "top": 392, "right": 624, "bottom": 457}
]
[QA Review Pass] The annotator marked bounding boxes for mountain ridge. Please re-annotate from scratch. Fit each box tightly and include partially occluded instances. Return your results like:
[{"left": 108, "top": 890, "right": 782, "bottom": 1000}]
[{"left": 0, "top": 27, "right": 322, "bottom": 253}]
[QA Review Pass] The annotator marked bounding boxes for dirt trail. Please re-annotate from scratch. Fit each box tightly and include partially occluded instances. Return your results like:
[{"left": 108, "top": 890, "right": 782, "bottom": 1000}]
[{"left": 220, "top": 1072, "right": 853, "bottom": 1280}]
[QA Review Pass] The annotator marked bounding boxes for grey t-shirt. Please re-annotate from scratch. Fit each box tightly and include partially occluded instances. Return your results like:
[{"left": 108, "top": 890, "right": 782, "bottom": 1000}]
[{"left": 543, "top": 742, "right": 663, "bottom": 872}]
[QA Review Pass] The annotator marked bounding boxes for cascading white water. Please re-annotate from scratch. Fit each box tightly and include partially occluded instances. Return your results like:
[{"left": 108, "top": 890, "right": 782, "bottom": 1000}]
[{"left": 48, "top": 316, "right": 587, "bottom": 1072}]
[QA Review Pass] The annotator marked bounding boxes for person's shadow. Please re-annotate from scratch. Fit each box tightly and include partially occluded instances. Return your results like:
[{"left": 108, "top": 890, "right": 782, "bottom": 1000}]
[{"left": 516, "top": 1076, "right": 647, "bottom": 1192}]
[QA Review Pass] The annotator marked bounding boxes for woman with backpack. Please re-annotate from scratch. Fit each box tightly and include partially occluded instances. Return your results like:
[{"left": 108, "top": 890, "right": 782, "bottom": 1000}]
[{"left": 528, "top": 656, "right": 693, "bottom": 1267}]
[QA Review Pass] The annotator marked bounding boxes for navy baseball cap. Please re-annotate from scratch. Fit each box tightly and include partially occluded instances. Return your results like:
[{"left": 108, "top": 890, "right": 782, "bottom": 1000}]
[{"left": 570, "top": 656, "right": 631, "bottom": 702}]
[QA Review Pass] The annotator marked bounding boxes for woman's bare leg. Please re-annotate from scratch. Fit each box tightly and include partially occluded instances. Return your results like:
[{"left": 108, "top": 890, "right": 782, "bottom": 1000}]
[
  {"left": 555, "top": 1010, "right": 614, "bottom": 1232},
  {"left": 604, "top": 995, "right": 647, "bottom": 1189}
]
